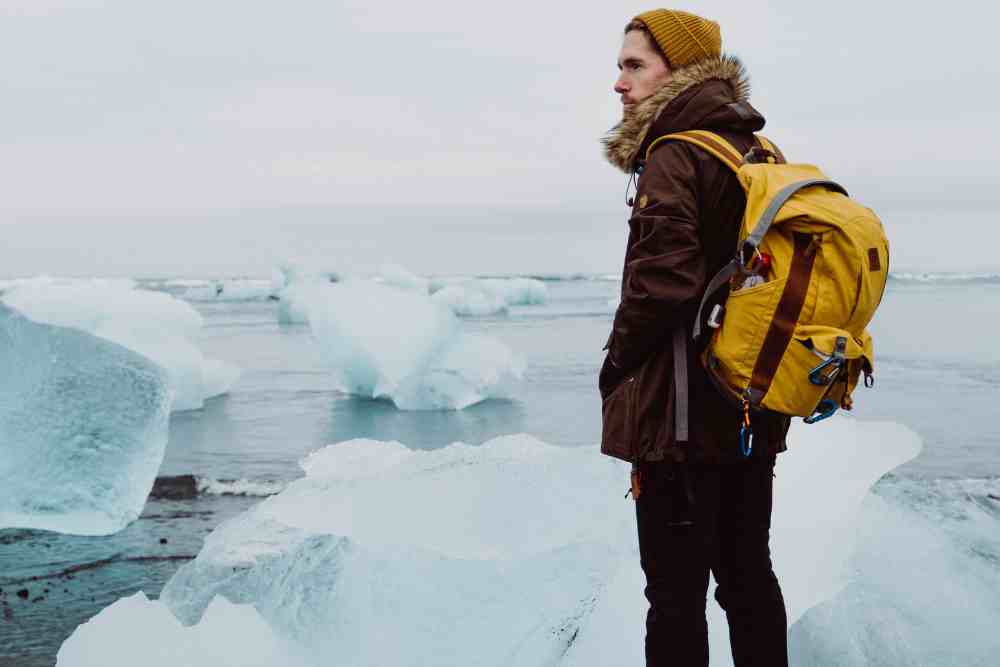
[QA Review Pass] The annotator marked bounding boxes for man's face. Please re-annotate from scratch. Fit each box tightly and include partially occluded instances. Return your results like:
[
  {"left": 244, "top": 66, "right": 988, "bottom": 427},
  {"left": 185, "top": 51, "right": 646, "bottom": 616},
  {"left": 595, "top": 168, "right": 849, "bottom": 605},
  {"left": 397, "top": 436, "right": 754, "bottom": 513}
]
[{"left": 614, "top": 30, "right": 671, "bottom": 109}]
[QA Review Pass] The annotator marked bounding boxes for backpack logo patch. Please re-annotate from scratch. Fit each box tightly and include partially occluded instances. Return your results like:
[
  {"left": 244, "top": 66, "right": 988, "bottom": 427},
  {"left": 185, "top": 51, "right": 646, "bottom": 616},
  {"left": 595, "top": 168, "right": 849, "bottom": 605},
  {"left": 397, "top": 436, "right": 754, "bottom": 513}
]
[{"left": 868, "top": 248, "right": 881, "bottom": 272}]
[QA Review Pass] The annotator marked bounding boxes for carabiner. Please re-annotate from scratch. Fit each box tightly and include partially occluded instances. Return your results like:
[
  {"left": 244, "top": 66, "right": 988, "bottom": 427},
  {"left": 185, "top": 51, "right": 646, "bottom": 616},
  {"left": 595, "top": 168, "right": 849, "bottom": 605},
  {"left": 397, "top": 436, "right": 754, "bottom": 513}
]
[
  {"left": 804, "top": 398, "right": 838, "bottom": 424},
  {"left": 808, "top": 356, "right": 843, "bottom": 386},
  {"left": 739, "top": 424, "right": 753, "bottom": 457},
  {"left": 739, "top": 398, "right": 753, "bottom": 457}
]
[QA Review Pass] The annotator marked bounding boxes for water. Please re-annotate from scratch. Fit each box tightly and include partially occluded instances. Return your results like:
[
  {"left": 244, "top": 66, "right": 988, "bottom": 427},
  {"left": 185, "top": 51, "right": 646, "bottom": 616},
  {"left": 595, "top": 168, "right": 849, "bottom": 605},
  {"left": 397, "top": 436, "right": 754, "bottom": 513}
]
[{"left": 1, "top": 276, "right": 998, "bottom": 665}]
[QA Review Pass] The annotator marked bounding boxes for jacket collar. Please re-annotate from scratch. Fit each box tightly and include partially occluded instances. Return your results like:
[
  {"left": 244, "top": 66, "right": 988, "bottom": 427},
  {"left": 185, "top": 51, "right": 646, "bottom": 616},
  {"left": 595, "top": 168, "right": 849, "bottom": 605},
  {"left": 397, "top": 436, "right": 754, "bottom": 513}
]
[{"left": 602, "top": 54, "right": 752, "bottom": 173}]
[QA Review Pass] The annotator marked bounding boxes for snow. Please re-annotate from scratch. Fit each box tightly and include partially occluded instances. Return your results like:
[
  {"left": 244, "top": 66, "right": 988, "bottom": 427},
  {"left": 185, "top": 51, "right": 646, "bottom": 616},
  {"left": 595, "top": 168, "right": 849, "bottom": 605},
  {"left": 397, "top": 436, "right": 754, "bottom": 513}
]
[
  {"left": 304, "top": 280, "right": 524, "bottom": 409},
  {"left": 1, "top": 282, "right": 239, "bottom": 411},
  {"left": 0, "top": 304, "right": 172, "bottom": 535},
  {"left": 60, "top": 417, "right": 920, "bottom": 665}
]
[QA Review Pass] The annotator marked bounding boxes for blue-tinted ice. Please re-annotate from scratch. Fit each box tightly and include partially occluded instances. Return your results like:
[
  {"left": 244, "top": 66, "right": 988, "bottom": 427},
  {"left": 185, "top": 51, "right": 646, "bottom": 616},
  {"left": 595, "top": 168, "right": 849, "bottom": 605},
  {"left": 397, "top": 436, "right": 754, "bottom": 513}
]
[{"left": 0, "top": 304, "right": 172, "bottom": 535}]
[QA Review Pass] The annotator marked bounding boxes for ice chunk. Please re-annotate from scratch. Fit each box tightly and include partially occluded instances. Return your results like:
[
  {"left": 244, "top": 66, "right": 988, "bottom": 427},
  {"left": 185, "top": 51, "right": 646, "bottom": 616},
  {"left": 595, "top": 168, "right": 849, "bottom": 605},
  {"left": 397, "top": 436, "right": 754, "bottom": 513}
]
[
  {"left": 428, "top": 277, "right": 547, "bottom": 316},
  {"left": 160, "top": 434, "right": 628, "bottom": 663},
  {"left": 789, "top": 476, "right": 1000, "bottom": 665},
  {"left": 1, "top": 282, "right": 239, "bottom": 411},
  {"left": 477, "top": 277, "right": 547, "bottom": 305},
  {"left": 0, "top": 304, "right": 171, "bottom": 535},
  {"left": 0, "top": 275, "right": 137, "bottom": 295},
  {"left": 273, "top": 261, "right": 341, "bottom": 291},
  {"left": 66, "top": 421, "right": 920, "bottom": 665},
  {"left": 56, "top": 592, "right": 306, "bottom": 667},
  {"left": 181, "top": 279, "right": 274, "bottom": 302},
  {"left": 304, "top": 280, "right": 524, "bottom": 409},
  {"left": 273, "top": 262, "right": 341, "bottom": 325},
  {"left": 375, "top": 263, "right": 429, "bottom": 294},
  {"left": 431, "top": 284, "right": 509, "bottom": 316}
]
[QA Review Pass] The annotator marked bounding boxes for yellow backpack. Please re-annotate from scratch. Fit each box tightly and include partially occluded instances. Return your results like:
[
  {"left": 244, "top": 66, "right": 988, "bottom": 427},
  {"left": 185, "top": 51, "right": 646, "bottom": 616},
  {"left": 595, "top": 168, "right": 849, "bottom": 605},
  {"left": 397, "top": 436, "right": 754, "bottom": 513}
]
[{"left": 647, "top": 130, "right": 889, "bottom": 455}]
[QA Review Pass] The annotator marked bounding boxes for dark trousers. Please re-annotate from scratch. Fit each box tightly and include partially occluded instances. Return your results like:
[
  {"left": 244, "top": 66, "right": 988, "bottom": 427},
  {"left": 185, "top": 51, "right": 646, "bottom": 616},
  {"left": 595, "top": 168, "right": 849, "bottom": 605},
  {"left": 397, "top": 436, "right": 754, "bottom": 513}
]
[{"left": 635, "top": 457, "right": 788, "bottom": 667}]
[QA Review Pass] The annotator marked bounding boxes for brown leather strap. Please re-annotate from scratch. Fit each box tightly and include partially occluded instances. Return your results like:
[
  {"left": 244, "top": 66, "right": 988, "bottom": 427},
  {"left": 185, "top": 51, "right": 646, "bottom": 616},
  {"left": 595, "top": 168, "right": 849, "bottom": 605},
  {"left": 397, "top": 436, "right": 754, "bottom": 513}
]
[
  {"left": 748, "top": 232, "right": 817, "bottom": 402},
  {"left": 647, "top": 131, "right": 743, "bottom": 174},
  {"left": 754, "top": 135, "right": 786, "bottom": 164},
  {"left": 672, "top": 326, "right": 689, "bottom": 443}
]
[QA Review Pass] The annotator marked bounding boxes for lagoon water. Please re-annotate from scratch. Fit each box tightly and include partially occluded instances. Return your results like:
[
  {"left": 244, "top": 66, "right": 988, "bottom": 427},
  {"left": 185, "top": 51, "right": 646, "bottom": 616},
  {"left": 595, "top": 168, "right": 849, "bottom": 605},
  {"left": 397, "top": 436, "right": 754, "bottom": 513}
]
[{"left": 1, "top": 274, "right": 999, "bottom": 665}]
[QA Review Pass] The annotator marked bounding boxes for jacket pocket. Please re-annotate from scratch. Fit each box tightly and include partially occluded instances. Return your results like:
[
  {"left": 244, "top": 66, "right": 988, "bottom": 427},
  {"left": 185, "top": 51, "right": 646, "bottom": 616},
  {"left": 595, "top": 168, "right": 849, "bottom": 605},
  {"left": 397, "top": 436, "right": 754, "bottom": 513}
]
[{"left": 600, "top": 375, "right": 638, "bottom": 462}]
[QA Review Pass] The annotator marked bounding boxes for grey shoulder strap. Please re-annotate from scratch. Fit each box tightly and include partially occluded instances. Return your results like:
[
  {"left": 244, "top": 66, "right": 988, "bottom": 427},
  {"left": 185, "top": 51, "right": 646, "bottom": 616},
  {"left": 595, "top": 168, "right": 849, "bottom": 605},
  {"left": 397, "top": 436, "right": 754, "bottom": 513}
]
[{"left": 672, "top": 326, "right": 689, "bottom": 444}]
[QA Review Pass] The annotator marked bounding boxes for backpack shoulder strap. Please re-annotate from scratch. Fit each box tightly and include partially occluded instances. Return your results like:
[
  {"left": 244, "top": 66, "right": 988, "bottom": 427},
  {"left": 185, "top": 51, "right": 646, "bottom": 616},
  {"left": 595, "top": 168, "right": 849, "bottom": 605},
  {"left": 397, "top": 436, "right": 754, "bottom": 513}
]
[
  {"left": 644, "top": 130, "right": 744, "bottom": 173},
  {"left": 646, "top": 130, "right": 787, "bottom": 171},
  {"left": 754, "top": 135, "right": 786, "bottom": 164}
]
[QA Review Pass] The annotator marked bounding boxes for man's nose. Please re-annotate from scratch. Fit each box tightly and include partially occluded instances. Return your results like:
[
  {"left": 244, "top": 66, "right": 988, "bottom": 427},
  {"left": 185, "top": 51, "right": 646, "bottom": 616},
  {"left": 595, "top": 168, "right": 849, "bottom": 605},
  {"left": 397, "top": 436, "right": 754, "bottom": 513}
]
[{"left": 614, "top": 75, "right": 628, "bottom": 94}]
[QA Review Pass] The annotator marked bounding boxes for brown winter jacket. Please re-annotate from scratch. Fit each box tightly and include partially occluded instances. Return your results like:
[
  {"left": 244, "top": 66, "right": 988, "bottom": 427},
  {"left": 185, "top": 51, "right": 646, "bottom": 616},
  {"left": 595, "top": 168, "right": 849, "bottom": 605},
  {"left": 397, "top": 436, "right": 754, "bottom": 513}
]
[{"left": 599, "top": 55, "right": 790, "bottom": 464}]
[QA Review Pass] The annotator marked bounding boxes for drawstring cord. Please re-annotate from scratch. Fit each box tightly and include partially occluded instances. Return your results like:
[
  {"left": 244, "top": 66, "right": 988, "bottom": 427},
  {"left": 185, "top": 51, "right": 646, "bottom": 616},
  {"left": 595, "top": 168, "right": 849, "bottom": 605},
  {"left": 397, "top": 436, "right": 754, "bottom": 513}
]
[{"left": 625, "top": 161, "right": 645, "bottom": 207}]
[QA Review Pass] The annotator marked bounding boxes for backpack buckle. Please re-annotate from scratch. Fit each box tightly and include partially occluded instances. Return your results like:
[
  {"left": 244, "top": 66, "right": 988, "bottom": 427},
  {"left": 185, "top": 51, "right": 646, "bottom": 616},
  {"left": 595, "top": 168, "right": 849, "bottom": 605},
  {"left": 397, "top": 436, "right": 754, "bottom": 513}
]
[{"left": 743, "top": 147, "right": 776, "bottom": 164}]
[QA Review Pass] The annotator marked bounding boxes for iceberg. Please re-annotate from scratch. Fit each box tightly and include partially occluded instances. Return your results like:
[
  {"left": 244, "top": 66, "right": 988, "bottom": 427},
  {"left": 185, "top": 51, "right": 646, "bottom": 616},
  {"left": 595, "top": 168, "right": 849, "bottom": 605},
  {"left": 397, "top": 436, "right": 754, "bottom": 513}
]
[
  {"left": 273, "top": 262, "right": 341, "bottom": 325},
  {"left": 304, "top": 280, "right": 524, "bottom": 409},
  {"left": 1, "top": 282, "right": 239, "bottom": 411},
  {"left": 61, "top": 419, "right": 920, "bottom": 665},
  {"left": 0, "top": 304, "right": 172, "bottom": 535},
  {"left": 431, "top": 284, "right": 510, "bottom": 316},
  {"left": 428, "top": 277, "right": 548, "bottom": 317},
  {"left": 476, "top": 277, "right": 547, "bottom": 306},
  {"left": 374, "top": 263, "right": 429, "bottom": 294}
]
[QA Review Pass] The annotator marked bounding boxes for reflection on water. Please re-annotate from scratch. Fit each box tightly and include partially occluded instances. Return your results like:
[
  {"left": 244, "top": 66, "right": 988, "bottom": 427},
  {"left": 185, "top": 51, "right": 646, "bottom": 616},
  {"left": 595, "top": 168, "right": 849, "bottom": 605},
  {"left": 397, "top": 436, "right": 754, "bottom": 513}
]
[{"left": 324, "top": 396, "right": 528, "bottom": 450}]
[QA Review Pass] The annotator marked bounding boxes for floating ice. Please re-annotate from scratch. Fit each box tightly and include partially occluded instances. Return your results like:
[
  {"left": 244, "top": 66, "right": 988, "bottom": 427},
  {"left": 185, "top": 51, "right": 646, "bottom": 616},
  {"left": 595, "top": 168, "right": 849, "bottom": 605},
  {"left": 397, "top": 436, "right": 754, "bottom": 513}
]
[
  {"left": 374, "top": 263, "right": 429, "bottom": 294},
  {"left": 1, "top": 282, "right": 239, "bottom": 411},
  {"left": 273, "top": 261, "right": 341, "bottom": 291},
  {"left": 0, "top": 275, "right": 137, "bottom": 294},
  {"left": 431, "top": 284, "right": 509, "bottom": 316},
  {"left": 428, "top": 277, "right": 547, "bottom": 316},
  {"left": 274, "top": 262, "right": 341, "bottom": 324},
  {"left": 182, "top": 279, "right": 274, "bottom": 302},
  {"left": 64, "top": 419, "right": 920, "bottom": 665},
  {"left": 477, "top": 277, "right": 547, "bottom": 305},
  {"left": 0, "top": 304, "right": 171, "bottom": 535},
  {"left": 304, "top": 280, "right": 524, "bottom": 409}
]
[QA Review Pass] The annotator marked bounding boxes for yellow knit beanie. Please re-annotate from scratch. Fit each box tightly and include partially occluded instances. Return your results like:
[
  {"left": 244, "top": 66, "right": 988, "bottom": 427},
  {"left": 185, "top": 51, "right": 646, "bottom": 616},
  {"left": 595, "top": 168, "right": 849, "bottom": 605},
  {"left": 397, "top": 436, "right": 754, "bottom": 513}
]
[{"left": 633, "top": 9, "right": 721, "bottom": 68}]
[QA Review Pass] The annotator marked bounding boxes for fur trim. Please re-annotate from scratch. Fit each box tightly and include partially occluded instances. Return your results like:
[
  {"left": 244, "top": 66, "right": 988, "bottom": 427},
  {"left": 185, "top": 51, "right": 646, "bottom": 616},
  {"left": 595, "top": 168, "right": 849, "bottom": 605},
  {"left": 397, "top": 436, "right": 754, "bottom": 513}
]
[{"left": 602, "top": 54, "right": 750, "bottom": 172}]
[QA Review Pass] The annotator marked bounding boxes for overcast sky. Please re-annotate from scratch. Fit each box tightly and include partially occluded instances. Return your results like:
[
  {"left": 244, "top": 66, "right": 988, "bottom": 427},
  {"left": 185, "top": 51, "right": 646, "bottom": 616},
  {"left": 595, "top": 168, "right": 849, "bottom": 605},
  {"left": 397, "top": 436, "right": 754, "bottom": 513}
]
[{"left": 2, "top": 0, "right": 998, "bottom": 276}]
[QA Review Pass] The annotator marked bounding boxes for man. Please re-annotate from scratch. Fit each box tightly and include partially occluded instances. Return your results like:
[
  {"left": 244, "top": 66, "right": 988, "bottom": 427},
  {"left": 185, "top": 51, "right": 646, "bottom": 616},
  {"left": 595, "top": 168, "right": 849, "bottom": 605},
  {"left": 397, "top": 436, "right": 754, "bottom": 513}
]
[{"left": 599, "top": 9, "right": 790, "bottom": 667}]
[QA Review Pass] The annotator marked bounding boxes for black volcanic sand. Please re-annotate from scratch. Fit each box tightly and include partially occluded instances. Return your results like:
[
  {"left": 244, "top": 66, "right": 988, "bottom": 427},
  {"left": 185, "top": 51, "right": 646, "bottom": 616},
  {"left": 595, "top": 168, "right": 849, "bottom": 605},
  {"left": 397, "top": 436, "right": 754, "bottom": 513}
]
[{"left": 0, "top": 494, "right": 260, "bottom": 666}]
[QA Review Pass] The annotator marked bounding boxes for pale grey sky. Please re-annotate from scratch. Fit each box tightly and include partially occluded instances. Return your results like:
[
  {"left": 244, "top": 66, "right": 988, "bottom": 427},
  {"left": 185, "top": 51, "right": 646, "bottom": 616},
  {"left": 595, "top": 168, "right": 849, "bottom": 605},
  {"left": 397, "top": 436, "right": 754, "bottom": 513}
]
[{"left": 1, "top": 0, "right": 997, "bottom": 276}]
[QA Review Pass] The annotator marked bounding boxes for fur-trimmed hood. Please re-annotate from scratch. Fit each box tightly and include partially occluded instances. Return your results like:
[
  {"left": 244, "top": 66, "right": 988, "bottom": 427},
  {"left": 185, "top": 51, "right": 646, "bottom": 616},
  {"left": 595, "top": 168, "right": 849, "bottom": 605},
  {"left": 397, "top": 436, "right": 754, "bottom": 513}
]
[{"left": 602, "top": 54, "right": 753, "bottom": 172}]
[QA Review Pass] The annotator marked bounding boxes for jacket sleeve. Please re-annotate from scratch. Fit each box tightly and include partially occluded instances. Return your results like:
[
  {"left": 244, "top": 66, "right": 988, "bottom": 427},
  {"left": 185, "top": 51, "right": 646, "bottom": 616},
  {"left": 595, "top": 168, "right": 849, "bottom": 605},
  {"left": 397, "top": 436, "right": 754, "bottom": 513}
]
[{"left": 606, "top": 142, "right": 707, "bottom": 373}]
